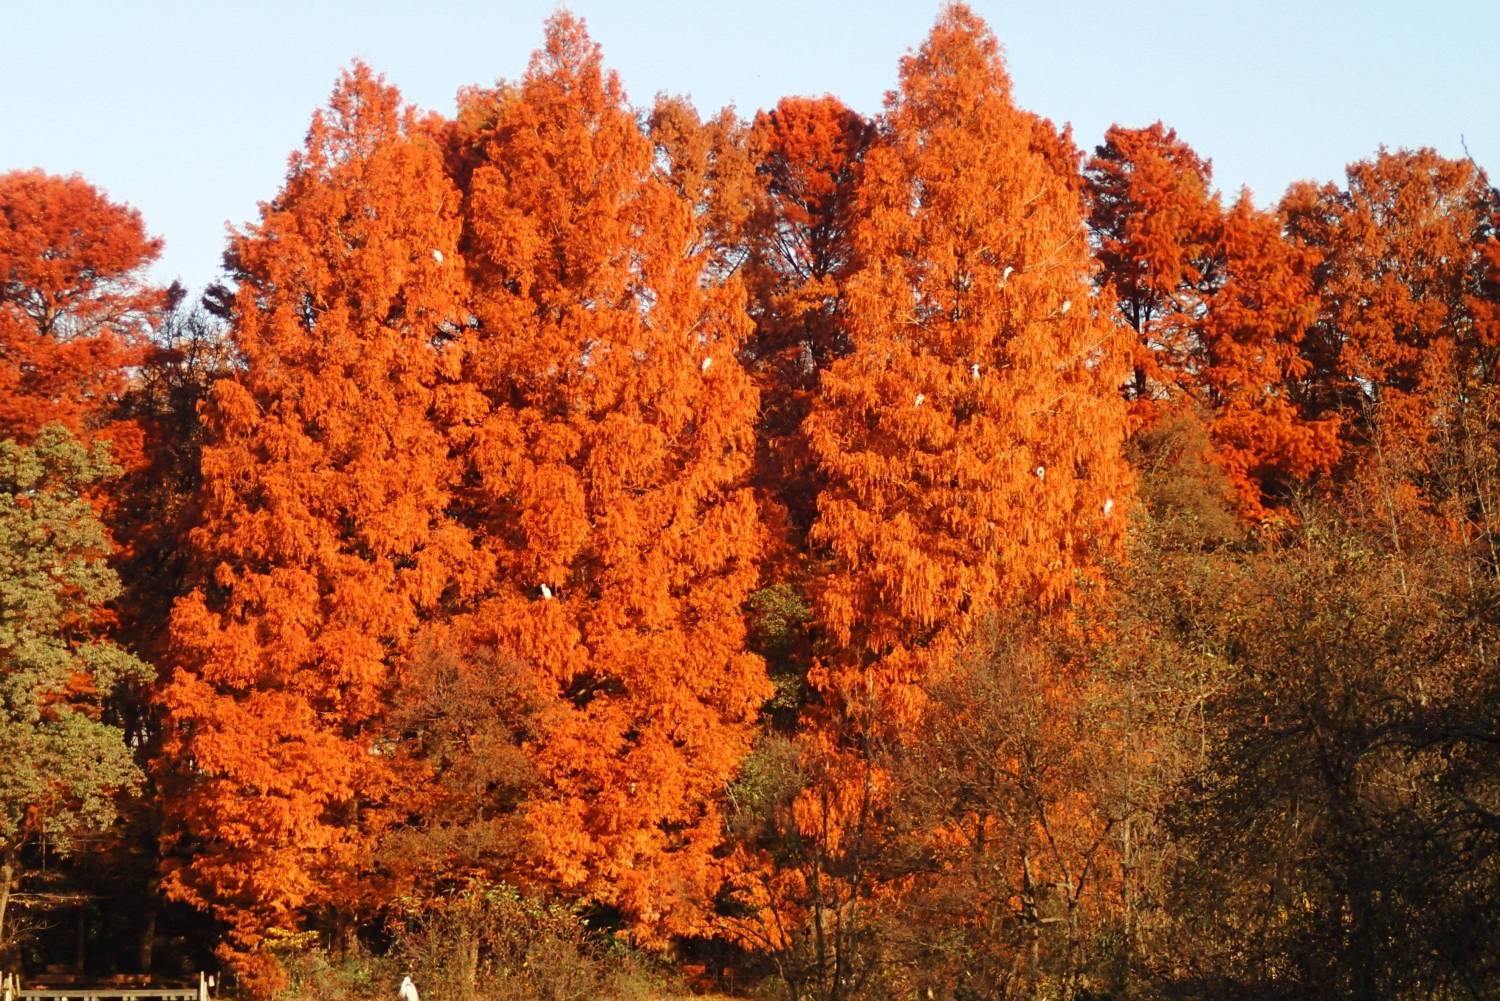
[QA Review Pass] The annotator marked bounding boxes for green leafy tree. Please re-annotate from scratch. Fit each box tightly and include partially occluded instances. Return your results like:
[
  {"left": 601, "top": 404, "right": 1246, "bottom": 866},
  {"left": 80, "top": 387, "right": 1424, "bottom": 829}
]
[{"left": 0, "top": 426, "right": 153, "bottom": 953}]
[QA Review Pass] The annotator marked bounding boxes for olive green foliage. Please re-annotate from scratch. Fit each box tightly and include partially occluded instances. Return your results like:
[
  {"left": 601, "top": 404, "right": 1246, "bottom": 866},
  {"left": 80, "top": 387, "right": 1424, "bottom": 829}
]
[
  {"left": 0, "top": 426, "right": 154, "bottom": 945},
  {"left": 745, "top": 584, "right": 814, "bottom": 724}
]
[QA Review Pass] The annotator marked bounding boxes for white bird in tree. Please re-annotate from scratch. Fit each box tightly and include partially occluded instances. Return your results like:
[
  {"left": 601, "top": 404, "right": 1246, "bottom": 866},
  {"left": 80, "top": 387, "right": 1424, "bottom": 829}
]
[
  {"left": 1035, "top": 465, "right": 1046, "bottom": 480},
  {"left": 1059, "top": 299, "right": 1071, "bottom": 315},
  {"left": 701, "top": 356, "right": 713, "bottom": 372},
  {"left": 539, "top": 583, "right": 554, "bottom": 600},
  {"left": 1103, "top": 496, "right": 1115, "bottom": 516},
  {"left": 431, "top": 249, "right": 443, "bottom": 264},
  {"left": 399, "top": 976, "right": 421, "bottom": 1001},
  {"left": 914, "top": 393, "right": 926, "bottom": 407},
  {"left": 1001, "top": 265, "right": 1014, "bottom": 285},
  {"left": 970, "top": 363, "right": 981, "bottom": 380}
]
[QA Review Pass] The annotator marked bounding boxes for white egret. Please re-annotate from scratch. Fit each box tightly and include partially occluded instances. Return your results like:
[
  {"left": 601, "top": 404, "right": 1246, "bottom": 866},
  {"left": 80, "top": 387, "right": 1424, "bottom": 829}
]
[
  {"left": 539, "top": 584, "right": 554, "bottom": 600},
  {"left": 914, "top": 393, "right": 925, "bottom": 407},
  {"left": 431, "top": 249, "right": 443, "bottom": 264},
  {"left": 1103, "top": 496, "right": 1115, "bottom": 516},
  {"left": 399, "top": 976, "right": 421, "bottom": 1001},
  {"left": 1035, "top": 465, "right": 1045, "bottom": 480},
  {"left": 701, "top": 356, "right": 713, "bottom": 372}
]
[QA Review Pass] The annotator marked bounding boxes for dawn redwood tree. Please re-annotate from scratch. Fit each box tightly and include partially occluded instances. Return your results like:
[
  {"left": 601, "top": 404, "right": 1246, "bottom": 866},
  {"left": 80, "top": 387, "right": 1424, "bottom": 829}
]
[
  {"left": 1085, "top": 122, "right": 1216, "bottom": 395},
  {"left": 734, "top": 12, "right": 1134, "bottom": 992},
  {"left": 1282, "top": 149, "right": 1499, "bottom": 553},
  {"left": 159, "top": 65, "right": 470, "bottom": 990},
  {"left": 743, "top": 96, "right": 873, "bottom": 549},
  {"left": 446, "top": 13, "right": 769, "bottom": 945},
  {"left": 647, "top": 93, "right": 757, "bottom": 286},
  {"left": 805, "top": 3, "right": 1133, "bottom": 734},
  {"left": 1086, "top": 123, "right": 1338, "bottom": 519},
  {"left": 1283, "top": 149, "right": 1494, "bottom": 424},
  {"left": 0, "top": 170, "right": 163, "bottom": 450}
]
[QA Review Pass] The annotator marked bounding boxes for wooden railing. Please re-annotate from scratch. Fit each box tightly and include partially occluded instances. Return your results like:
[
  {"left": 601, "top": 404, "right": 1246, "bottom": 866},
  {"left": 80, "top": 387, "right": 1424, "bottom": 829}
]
[{"left": 0, "top": 972, "right": 213, "bottom": 1001}]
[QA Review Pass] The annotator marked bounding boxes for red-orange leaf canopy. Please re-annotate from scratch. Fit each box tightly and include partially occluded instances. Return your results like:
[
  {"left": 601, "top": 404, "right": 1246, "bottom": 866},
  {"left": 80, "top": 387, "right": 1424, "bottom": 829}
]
[
  {"left": 0, "top": 170, "right": 162, "bottom": 445},
  {"left": 160, "top": 65, "right": 470, "bottom": 989},
  {"left": 805, "top": 4, "right": 1133, "bottom": 732},
  {"left": 446, "top": 13, "right": 770, "bottom": 945},
  {"left": 1086, "top": 123, "right": 1338, "bottom": 520}
]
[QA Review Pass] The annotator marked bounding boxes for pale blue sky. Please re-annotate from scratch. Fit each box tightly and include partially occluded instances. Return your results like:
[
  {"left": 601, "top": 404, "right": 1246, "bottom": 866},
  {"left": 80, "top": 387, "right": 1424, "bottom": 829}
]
[{"left": 3, "top": 1, "right": 1495, "bottom": 293}]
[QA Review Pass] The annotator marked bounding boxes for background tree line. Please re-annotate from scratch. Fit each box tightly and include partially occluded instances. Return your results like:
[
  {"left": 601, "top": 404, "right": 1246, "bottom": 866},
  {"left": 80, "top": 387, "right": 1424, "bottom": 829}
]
[{"left": 2, "top": 5, "right": 1498, "bottom": 998}]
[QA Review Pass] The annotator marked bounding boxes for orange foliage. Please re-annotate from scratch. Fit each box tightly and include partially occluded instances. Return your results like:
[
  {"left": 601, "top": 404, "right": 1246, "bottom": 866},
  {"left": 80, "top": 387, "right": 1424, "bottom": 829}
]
[
  {"left": 805, "top": 4, "right": 1132, "bottom": 732},
  {"left": 648, "top": 94, "right": 758, "bottom": 285},
  {"left": 54, "top": 8, "right": 1495, "bottom": 991},
  {"left": 1086, "top": 123, "right": 1338, "bottom": 518},
  {"left": 1280, "top": 149, "right": 1499, "bottom": 551},
  {"left": 444, "top": 13, "right": 769, "bottom": 945},
  {"left": 159, "top": 64, "right": 471, "bottom": 988},
  {"left": 743, "top": 96, "right": 874, "bottom": 548},
  {"left": 0, "top": 170, "right": 162, "bottom": 458},
  {"left": 1283, "top": 150, "right": 1496, "bottom": 467},
  {"left": 732, "top": 12, "right": 1136, "bottom": 962}
]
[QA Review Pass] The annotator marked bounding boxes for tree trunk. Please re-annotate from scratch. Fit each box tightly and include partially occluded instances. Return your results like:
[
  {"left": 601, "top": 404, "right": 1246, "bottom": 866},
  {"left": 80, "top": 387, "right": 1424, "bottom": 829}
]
[
  {"left": 0, "top": 847, "right": 13, "bottom": 959},
  {"left": 137, "top": 898, "right": 158, "bottom": 972},
  {"left": 336, "top": 914, "right": 358, "bottom": 959},
  {"left": 75, "top": 903, "right": 87, "bottom": 974}
]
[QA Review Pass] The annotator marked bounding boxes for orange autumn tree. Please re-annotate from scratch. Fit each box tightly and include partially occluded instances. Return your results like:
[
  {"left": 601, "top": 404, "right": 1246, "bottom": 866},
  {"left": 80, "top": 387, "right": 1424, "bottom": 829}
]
[
  {"left": 735, "top": 5, "right": 1134, "bottom": 983},
  {"left": 445, "top": 12, "right": 769, "bottom": 945},
  {"left": 0, "top": 170, "right": 205, "bottom": 665},
  {"left": 159, "top": 65, "right": 469, "bottom": 989},
  {"left": 1282, "top": 149, "right": 1498, "bottom": 542},
  {"left": 1085, "top": 123, "right": 1338, "bottom": 519},
  {"left": 806, "top": 4, "right": 1132, "bottom": 734},
  {"left": 0, "top": 170, "right": 163, "bottom": 445},
  {"left": 647, "top": 94, "right": 758, "bottom": 287},
  {"left": 743, "top": 96, "right": 874, "bottom": 547},
  {"left": 0, "top": 172, "right": 171, "bottom": 827}
]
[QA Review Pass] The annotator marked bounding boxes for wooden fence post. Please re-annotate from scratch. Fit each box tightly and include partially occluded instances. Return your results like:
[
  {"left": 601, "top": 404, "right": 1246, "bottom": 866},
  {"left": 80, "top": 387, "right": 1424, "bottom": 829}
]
[{"left": 198, "top": 970, "right": 208, "bottom": 1001}]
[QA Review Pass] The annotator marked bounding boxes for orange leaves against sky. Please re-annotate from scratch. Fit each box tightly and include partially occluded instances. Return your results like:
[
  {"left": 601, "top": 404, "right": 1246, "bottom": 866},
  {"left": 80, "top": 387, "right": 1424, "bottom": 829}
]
[
  {"left": 1086, "top": 123, "right": 1338, "bottom": 519},
  {"left": 160, "top": 64, "right": 470, "bottom": 985},
  {"left": 0, "top": 170, "right": 163, "bottom": 447},
  {"left": 806, "top": 5, "right": 1131, "bottom": 732},
  {"left": 443, "top": 13, "right": 769, "bottom": 943}
]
